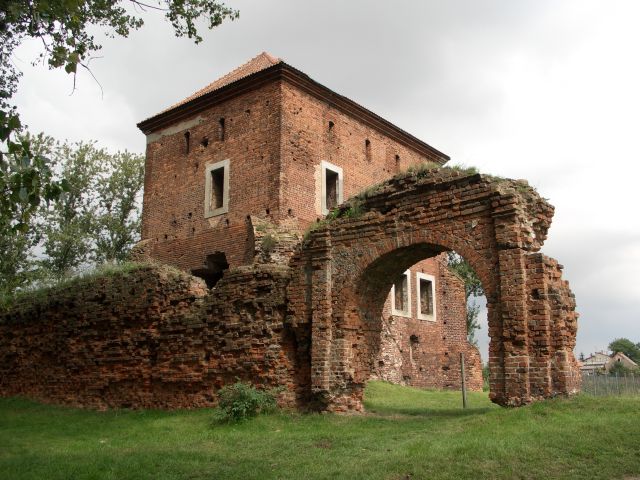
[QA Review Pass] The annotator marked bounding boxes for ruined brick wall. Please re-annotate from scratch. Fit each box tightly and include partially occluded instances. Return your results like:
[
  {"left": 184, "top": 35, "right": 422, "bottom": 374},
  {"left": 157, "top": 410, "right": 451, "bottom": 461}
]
[
  {"left": 289, "top": 167, "right": 579, "bottom": 411},
  {"left": 279, "top": 82, "right": 445, "bottom": 227},
  {"left": 141, "top": 81, "right": 283, "bottom": 272},
  {"left": 374, "top": 255, "right": 483, "bottom": 391},
  {"left": 0, "top": 264, "right": 309, "bottom": 410}
]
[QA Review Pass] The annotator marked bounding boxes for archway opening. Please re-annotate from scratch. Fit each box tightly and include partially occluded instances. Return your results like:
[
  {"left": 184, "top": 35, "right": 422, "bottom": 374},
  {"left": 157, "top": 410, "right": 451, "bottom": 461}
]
[{"left": 333, "top": 242, "right": 496, "bottom": 410}]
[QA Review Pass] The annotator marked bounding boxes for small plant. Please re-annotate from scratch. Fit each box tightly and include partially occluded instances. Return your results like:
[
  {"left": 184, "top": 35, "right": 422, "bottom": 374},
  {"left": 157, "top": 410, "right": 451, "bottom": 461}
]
[
  {"left": 260, "top": 234, "right": 277, "bottom": 255},
  {"left": 213, "top": 382, "right": 278, "bottom": 422}
]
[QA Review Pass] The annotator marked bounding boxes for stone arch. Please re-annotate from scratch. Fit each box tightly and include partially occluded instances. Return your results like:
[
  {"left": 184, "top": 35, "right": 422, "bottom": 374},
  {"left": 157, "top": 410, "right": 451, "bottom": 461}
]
[{"left": 288, "top": 168, "right": 579, "bottom": 412}]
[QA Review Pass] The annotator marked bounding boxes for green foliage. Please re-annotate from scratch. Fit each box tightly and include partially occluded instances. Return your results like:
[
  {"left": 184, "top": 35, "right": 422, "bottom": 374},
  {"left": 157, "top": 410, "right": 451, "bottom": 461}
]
[
  {"left": 0, "top": 261, "right": 150, "bottom": 311},
  {"left": 405, "top": 161, "right": 442, "bottom": 175},
  {"left": 93, "top": 151, "right": 145, "bottom": 263},
  {"left": 0, "top": 0, "right": 238, "bottom": 246},
  {"left": 482, "top": 364, "right": 490, "bottom": 391},
  {"left": 260, "top": 234, "right": 277, "bottom": 255},
  {"left": 447, "top": 252, "right": 484, "bottom": 298},
  {"left": 608, "top": 362, "right": 634, "bottom": 377},
  {"left": 213, "top": 383, "right": 278, "bottom": 422},
  {"left": 447, "top": 252, "right": 484, "bottom": 343},
  {"left": 608, "top": 338, "right": 640, "bottom": 363},
  {"left": 34, "top": 136, "right": 145, "bottom": 282},
  {"left": 0, "top": 134, "right": 144, "bottom": 295},
  {"left": 466, "top": 300, "right": 481, "bottom": 346}
]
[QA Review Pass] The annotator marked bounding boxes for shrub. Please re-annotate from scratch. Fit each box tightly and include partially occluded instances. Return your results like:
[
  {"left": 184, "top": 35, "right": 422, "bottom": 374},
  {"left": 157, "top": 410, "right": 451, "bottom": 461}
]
[
  {"left": 260, "top": 234, "right": 277, "bottom": 255},
  {"left": 213, "top": 382, "right": 278, "bottom": 422}
]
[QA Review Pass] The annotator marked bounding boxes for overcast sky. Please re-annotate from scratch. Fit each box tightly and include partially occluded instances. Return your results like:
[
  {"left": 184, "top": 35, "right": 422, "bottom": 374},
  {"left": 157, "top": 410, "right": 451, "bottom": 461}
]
[{"left": 12, "top": 0, "right": 640, "bottom": 359}]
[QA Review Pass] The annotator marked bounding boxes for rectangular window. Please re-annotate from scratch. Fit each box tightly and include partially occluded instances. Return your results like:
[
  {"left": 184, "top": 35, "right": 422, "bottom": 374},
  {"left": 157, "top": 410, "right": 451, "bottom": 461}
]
[
  {"left": 204, "top": 159, "right": 229, "bottom": 217},
  {"left": 391, "top": 270, "right": 411, "bottom": 317},
  {"left": 321, "top": 160, "right": 343, "bottom": 215},
  {"left": 417, "top": 272, "right": 436, "bottom": 321}
]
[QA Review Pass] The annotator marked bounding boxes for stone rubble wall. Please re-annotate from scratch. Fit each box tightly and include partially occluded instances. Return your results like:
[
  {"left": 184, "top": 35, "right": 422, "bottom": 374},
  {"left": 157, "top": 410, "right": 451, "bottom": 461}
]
[{"left": 0, "top": 264, "right": 308, "bottom": 410}]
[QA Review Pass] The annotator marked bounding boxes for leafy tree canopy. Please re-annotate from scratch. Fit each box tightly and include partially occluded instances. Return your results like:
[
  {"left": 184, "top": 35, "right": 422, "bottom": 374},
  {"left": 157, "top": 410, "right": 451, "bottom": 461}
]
[
  {"left": 608, "top": 338, "right": 640, "bottom": 364},
  {"left": 447, "top": 252, "right": 484, "bottom": 345},
  {"left": 0, "top": 0, "right": 238, "bottom": 232}
]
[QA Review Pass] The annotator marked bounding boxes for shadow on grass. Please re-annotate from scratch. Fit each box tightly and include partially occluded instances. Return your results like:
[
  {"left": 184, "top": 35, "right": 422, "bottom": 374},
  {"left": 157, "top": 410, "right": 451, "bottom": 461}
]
[{"left": 364, "top": 405, "right": 494, "bottom": 418}]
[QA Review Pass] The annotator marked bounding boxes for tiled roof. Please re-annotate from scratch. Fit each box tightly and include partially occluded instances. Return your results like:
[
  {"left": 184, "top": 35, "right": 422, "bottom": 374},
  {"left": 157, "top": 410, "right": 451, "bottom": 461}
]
[{"left": 163, "top": 52, "right": 281, "bottom": 113}]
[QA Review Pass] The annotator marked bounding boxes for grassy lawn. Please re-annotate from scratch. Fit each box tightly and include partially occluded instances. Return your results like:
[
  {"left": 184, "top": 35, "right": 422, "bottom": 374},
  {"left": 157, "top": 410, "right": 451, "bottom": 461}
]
[{"left": 1, "top": 381, "right": 639, "bottom": 480}]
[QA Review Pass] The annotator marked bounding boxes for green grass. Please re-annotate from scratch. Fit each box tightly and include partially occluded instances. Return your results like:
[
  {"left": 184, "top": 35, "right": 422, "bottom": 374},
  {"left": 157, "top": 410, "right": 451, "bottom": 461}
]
[{"left": 1, "top": 382, "right": 639, "bottom": 479}]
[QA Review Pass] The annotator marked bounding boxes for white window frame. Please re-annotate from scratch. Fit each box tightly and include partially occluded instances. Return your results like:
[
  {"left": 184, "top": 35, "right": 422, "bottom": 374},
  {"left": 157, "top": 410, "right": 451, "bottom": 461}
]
[
  {"left": 320, "top": 160, "right": 343, "bottom": 215},
  {"left": 391, "top": 269, "right": 411, "bottom": 318},
  {"left": 204, "top": 159, "right": 230, "bottom": 218},
  {"left": 416, "top": 272, "right": 436, "bottom": 322}
]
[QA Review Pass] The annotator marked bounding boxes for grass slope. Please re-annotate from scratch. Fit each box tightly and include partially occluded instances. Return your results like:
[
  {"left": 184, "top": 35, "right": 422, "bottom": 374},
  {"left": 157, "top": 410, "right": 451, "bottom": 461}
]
[{"left": 1, "top": 382, "right": 639, "bottom": 480}]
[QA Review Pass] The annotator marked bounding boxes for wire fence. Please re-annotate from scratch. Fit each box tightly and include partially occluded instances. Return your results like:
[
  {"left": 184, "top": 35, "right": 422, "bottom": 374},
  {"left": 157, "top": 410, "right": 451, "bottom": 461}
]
[{"left": 580, "top": 372, "right": 640, "bottom": 396}]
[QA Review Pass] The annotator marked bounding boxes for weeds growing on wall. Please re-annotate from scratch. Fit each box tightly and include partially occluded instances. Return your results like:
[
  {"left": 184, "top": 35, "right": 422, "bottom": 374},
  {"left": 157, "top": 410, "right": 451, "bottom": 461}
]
[{"left": 0, "top": 261, "right": 180, "bottom": 311}]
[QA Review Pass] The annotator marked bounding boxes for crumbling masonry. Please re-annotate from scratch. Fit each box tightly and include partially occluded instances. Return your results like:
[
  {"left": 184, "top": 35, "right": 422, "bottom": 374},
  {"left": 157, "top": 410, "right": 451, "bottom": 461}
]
[{"left": 0, "top": 53, "right": 579, "bottom": 411}]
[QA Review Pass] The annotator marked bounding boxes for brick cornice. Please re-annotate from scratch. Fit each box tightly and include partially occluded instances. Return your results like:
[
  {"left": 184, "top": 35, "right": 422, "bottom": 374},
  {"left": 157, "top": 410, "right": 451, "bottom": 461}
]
[{"left": 137, "top": 63, "right": 449, "bottom": 163}]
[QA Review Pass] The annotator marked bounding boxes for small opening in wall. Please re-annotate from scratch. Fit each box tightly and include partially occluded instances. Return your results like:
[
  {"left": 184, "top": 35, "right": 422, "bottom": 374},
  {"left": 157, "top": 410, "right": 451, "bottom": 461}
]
[
  {"left": 365, "top": 139, "right": 371, "bottom": 162},
  {"left": 210, "top": 167, "right": 225, "bottom": 210},
  {"left": 184, "top": 131, "right": 190, "bottom": 154},
  {"left": 287, "top": 208, "right": 293, "bottom": 216},
  {"left": 245, "top": 109, "right": 250, "bottom": 114},
  {"left": 188, "top": 212, "right": 192, "bottom": 218},
  {"left": 218, "top": 118, "right": 225, "bottom": 141},
  {"left": 328, "top": 121, "right": 334, "bottom": 131},
  {"left": 325, "top": 169, "right": 339, "bottom": 210},
  {"left": 266, "top": 208, "right": 270, "bottom": 215},
  {"left": 191, "top": 252, "right": 229, "bottom": 289},
  {"left": 164, "top": 234, "right": 168, "bottom": 240},
  {"left": 201, "top": 137, "right": 209, "bottom": 147},
  {"left": 395, "top": 154, "right": 400, "bottom": 163},
  {"left": 225, "top": 219, "right": 229, "bottom": 226},
  {"left": 410, "top": 334, "right": 420, "bottom": 344}
]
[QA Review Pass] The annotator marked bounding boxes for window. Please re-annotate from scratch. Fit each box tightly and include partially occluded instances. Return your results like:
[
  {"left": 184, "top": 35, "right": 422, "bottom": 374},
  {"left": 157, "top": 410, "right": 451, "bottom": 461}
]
[
  {"left": 365, "top": 139, "right": 371, "bottom": 162},
  {"left": 417, "top": 272, "right": 436, "bottom": 321},
  {"left": 204, "top": 159, "right": 229, "bottom": 217},
  {"left": 391, "top": 269, "right": 411, "bottom": 317},
  {"left": 321, "top": 160, "right": 343, "bottom": 215}
]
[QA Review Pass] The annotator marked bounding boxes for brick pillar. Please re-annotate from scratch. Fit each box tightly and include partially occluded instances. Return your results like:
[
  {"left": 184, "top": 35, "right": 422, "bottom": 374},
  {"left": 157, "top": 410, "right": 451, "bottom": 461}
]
[
  {"left": 308, "top": 234, "right": 333, "bottom": 409},
  {"left": 525, "top": 253, "right": 553, "bottom": 398},
  {"left": 497, "top": 248, "right": 532, "bottom": 406}
]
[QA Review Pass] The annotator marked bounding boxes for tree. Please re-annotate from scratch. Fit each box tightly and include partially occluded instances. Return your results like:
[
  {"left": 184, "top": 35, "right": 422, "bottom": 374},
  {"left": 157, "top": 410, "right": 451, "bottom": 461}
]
[
  {"left": 35, "top": 137, "right": 145, "bottom": 281},
  {"left": 93, "top": 151, "right": 145, "bottom": 263},
  {"left": 448, "top": 252, "right": 484, "bottom": 345},
  {"left": 608, "top": 338, "right": 640, "bottom": 364},
  {"left": 38, "top": 139, "right": 102, "bottom": 280},
  {"left": 0, "top": 0, "right": 238, "bottom": 234},
  {"left": 0, "top": 133, "right": 61, "bottom": 296}
]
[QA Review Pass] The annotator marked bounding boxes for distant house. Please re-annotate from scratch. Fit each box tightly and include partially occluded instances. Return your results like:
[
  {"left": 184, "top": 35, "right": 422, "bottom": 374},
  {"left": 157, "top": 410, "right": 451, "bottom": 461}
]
[
  {"left": 607, "top": 352, "right": 638, "bottom": 372},
  {"left": 580, "top": 351, "right": 638, "bottom": 374},
  {"left": 581, "top": 352, "right": 610, "bottom": 374}
]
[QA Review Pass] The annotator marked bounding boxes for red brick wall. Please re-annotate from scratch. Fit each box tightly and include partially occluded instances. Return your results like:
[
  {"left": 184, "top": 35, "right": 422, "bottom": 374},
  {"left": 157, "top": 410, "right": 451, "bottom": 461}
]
[
  {"left": 141, "top": 81, "right": 283, "bottom": 271},
  {"left": 279, "top": 82, "right": 444, "bottom": 226},
  {"left": 140, "top": 78, "right": 448, "bottom": 274},
  {"left": 0, "top": 264, "right": 309, "bottom": 410}
]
